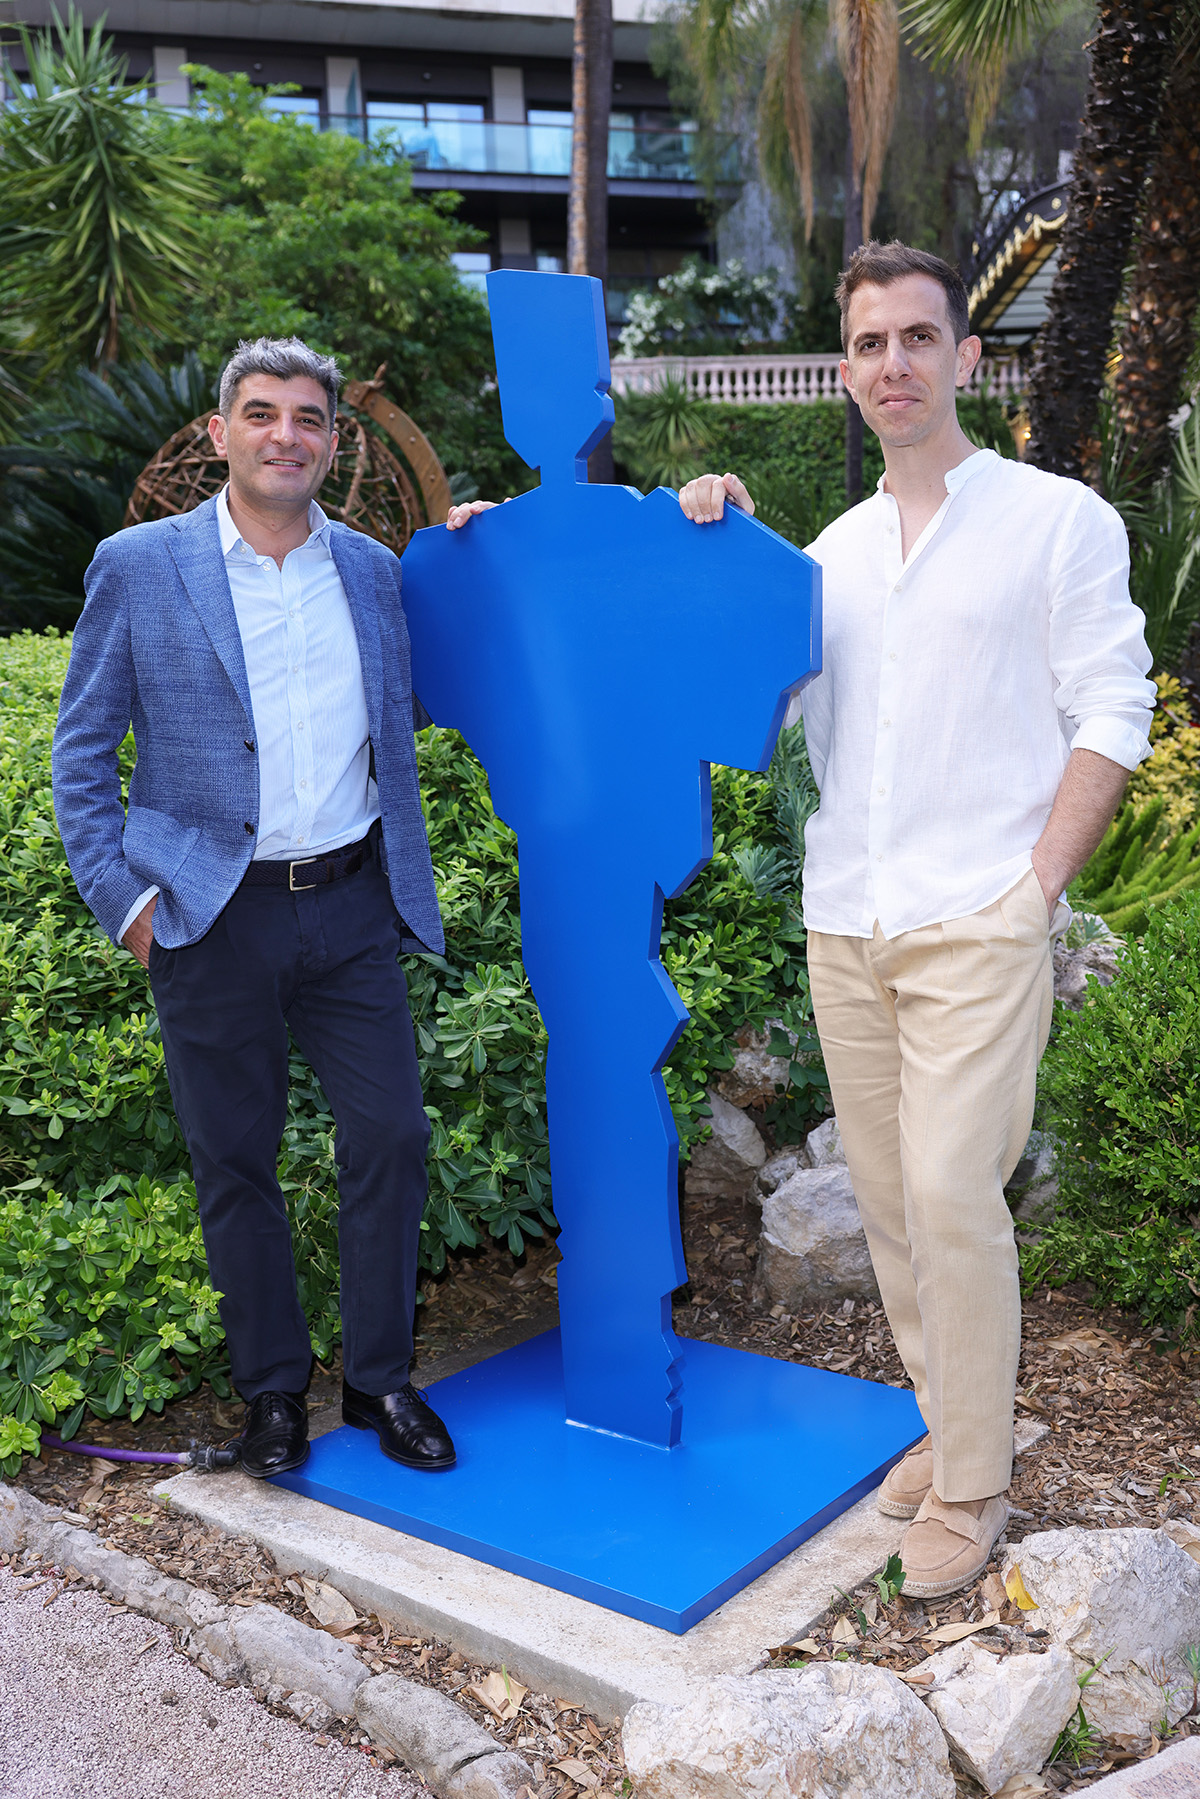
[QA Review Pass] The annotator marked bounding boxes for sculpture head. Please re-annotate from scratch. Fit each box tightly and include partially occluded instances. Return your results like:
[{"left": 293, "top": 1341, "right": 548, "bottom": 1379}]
[{"left": 487, "top": 269, "right": 616, "bottom": 486}]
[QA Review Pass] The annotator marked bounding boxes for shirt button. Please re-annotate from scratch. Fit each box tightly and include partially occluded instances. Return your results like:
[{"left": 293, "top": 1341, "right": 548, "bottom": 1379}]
[
  {"left": 895, "top": 582, "right": 903, "bottom": 592},
  {"left": 877, "top": 786, "right": 886, "bottom": 796},
  {"left": 890, "top": 652, "right": 898, "bottom": 662},
  {"left": 296, "top": 836, "right": 305, "bottom": 845},
  {"left": 299, "top": 779, "right": 307, "bottom": 789},
  {"left": 882, "top": 718, "right": 891, "bottom": 727},
  {"left": 289, "top": 608, "right": 297, "bottom": 618},
  {"left": 876, "top": 854, "right": 883, "bottom": 863},
  {"left": 297, "top": 721, "right": 305, "bottom": 731},
  {"left": 244, "top": 822, "right": 254, "bottom": 834}
]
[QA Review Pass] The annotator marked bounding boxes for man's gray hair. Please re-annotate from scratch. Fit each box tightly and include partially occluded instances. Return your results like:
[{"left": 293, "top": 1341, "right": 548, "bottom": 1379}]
[{"left": 218, "top": 336, "right": 341, "bottom": 425}]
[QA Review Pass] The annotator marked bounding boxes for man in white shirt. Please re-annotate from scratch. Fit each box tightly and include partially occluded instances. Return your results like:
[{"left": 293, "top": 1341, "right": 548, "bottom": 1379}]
[
  {"left": 678, "top": 240, "right": 1154, "bottom": 1597},
  {"left": 53, "top": 338, "right": 456, "bottom": 1482}
]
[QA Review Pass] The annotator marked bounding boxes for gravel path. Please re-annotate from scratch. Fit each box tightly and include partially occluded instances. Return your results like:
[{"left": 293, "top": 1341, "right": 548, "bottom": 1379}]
[{"left": 0, "top": 1568, "right": 421, "bottom": 1799}]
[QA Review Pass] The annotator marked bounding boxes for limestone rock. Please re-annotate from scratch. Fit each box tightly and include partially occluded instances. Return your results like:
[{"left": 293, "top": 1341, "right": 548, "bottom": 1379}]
[
  {"left": 357, "top": 1673, "right": 533, "bottom": 1796},
  {"left": 1004, "top": 1131, "right": 1058, "bottom": 1225},
  {"left": 805, "top": 1117, "right": 846, "bottom": 1168},
  {"left": 685, "top": 1092, "right": 767, "bottom": 1200},
  {"left": 0, "top": 1480, "right": 37, "bottom": 1553},
  {"left": 756, "top": 1166, "right": 879, "bottom": 1308},
  {"left": 229, "top": 1603, "right": 369, "bottom": 1718},
  {"left": 753, "top": 1144, "right": 812, "bottom": 1208},
  {"left": 921, "top": 1640, "right": 1079, "bottom": 1794},
  {"left": 718, "top": 1021, "right": 796, "bottom": 1109},
  {"left": 285, "top": 1689, "right": 334, "bottom": 1730},
  {"left": 621, "top": 1664, "right": 954, "bottom": 1799},
  {"left": 1164, "top": 1517, "right": 1200, "bottom": 1565},
  {"left": 1004, "top": 1527, "right": 1200, "bottom": 1736},
  {"left": 1053, "top": 940, "right": 1118, "bottom": 1011},
  {"left": 1069, "top": 1735, "right": 1200, "bottom": 1795}
]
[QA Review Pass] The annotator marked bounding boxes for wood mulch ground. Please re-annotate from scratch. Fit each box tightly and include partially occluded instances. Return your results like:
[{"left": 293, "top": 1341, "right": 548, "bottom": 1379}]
[{"left": 12, "top": 1180, "right": 1200, "bottom": 1796}]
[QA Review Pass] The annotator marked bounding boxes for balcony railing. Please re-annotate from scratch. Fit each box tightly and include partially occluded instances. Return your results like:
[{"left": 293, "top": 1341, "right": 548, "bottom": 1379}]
[
  {"left": 323, "top": 114, "right": 734, "bottom": 183},
  {"left": 609, "top": 353, "right": 1026, "bottom": 404}
]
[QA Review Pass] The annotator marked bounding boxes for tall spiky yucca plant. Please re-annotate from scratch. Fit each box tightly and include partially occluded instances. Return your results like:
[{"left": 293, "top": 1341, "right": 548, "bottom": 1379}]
[{"left": 0, "top": 8, "right": 210, "bottom": 372}]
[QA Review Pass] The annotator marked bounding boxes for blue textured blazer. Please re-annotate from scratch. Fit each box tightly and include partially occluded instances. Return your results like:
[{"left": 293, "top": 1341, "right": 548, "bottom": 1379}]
[{"left": 52, "top": 496, "right": 445, "bottom": 954}]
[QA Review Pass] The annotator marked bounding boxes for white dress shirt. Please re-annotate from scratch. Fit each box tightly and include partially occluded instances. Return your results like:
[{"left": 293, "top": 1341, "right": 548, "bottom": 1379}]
[
  {"left": 795, "top": 448, "right": 1155, "bottom": 940},
  {"left": 119, "top": 488, "right": 379, "bottom": 940}
]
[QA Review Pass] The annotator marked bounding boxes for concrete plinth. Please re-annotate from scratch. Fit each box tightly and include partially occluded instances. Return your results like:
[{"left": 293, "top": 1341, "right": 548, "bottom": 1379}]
[{"left": 155, "top": 1461, "right": 905, "bottom": 1721}]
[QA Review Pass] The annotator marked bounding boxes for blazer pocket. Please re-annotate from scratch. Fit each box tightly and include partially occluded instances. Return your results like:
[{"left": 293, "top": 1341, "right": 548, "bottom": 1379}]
[{"left": 122, "top": 806, "right": 202, "bottom": 889}]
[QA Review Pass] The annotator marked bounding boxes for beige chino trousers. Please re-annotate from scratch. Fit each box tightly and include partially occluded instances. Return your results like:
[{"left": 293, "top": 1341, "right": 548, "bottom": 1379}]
[{"left": 806, "top": 868, "right": 1068, "bottom": 1502}]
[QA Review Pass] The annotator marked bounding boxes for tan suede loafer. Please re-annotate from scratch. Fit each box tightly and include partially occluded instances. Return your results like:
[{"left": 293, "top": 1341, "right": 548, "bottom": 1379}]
[
  {"left": 899, "top": 1491, "right": 1009, "bottom": 1599},
  {"left": 877, "top": 1435, "right": 933, "bottom": 1519}
]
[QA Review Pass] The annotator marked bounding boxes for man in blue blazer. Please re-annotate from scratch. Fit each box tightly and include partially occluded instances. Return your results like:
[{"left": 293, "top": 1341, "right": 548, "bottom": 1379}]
[{"left": 53, "top": 336, "right": 456, "bottom": 1479}]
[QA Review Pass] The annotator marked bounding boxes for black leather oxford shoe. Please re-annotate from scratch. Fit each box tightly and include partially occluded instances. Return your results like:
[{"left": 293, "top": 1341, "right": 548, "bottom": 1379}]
[
  {"left": 238, "top": 1390, "right": 310, "bottom": 1479},
  {"left": 342, "top": 1380, "right": 456, "bottom": 1470}
]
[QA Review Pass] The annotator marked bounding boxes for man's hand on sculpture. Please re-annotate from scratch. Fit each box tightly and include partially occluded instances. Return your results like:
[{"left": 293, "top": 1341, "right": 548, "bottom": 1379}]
[
  {"left": 123, "top": 894, "right": 157, "bottom": 970},
  {"left": 446, "top": 498, "right": 512, "bottom": 531},
  {"left": 678, "top": 472, "right": 755, "bottom": 524}
]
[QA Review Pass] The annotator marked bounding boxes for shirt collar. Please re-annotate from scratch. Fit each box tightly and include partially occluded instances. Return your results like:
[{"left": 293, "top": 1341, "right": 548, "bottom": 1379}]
[
  {"left": 216, "top": 484, "right": 332, "bottom": 559},
  {"left": 875, "top": 446, "right": 999, "bottom": 500}
]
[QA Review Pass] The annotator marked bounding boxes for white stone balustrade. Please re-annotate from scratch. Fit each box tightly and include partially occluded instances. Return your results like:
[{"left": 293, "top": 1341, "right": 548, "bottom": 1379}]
[{"left": 609, "top": 352, "right": 1023, "bottom": 404}]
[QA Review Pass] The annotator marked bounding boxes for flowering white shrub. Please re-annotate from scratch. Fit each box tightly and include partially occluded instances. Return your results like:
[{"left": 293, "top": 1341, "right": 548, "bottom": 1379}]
[{"left": 616, "top": 257, "right": 783, "bottom": 357}]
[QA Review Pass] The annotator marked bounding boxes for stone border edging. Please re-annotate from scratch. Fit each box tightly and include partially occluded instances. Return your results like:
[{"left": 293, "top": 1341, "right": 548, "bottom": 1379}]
[{"left": 0, "top": 1481, "right": 535, "bottom": 1799}]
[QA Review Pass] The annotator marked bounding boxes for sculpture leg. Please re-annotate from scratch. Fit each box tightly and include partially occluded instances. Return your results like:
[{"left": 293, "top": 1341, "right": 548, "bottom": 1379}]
[{"left": 521, "top": 873, "right": 690, "bottom": 1448}]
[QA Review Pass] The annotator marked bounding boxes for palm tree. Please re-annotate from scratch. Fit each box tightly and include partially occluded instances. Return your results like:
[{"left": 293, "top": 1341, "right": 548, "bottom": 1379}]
[
  {"left": 904, "top": 0, "right": 1182, "bottom": 479},
  {"left": 568, "top": 0, "right": 616, "bottom": 480},
  {"left": 0, "top": 8, "right": 210, "bottom": 374},
  {"left": 1113, "top": 10, "right": 1200, "bottom": 485},
  {"left": 675, "top": 0, "right": 901, "bottom": 501}
]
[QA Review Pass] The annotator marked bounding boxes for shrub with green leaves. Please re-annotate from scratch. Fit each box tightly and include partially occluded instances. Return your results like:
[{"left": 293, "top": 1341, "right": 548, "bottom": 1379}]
[
  {"left": 0, "top": 628, "right": 824, "bottom": 1451},
  {"left": 0, "top": 1175, "right": 227, "bottom": 1475},
  {"left": 1029, "top": 888, "right": 1200, "bottom": 1339}
]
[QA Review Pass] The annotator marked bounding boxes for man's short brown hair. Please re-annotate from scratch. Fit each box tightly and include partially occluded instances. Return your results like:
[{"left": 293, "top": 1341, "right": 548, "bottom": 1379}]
[{"left": 836, "top": 241, "right": 971, "bottom": 351}]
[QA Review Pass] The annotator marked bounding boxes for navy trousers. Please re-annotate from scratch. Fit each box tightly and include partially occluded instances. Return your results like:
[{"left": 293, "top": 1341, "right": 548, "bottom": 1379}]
[{"left": 149, "top": 852, "right": 430, "bottom": 1399}]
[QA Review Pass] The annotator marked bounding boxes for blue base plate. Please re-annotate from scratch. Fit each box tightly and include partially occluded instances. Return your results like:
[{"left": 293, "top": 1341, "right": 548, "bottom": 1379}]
[{"left": 273, "top": 1330, "right": 924, "bottom": 1634}]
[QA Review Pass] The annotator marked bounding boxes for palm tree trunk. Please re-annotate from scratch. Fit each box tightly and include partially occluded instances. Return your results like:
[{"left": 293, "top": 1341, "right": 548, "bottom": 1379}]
[
  {"left": 844, "top": 133, "right": 865, "bottom": 506},
  {"left": 569, "top": 0, "right": 614, "bottom": 480},
  {"left": 1114, "top": 17, "right": 1200, "bottom": 485},
  {"left": 1025, "top": 0, "right": 1177, "bottom": 479}
]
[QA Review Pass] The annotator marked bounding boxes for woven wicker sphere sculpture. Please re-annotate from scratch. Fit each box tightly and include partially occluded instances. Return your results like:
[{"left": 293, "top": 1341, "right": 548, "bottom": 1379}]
[{"left": 124, "top": 376, "right": 452, "bottom": 553}]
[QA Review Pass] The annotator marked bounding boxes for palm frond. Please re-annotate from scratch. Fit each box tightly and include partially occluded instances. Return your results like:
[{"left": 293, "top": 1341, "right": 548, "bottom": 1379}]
[
  {"left": 755, "top": 0, "right": 821, "bottom": 240},
  {"left": 899, "top": 0, "right": 1058, "bottom": 143},
  {"left": 833, "top": 0, "right": 900, "bottom": 239}
]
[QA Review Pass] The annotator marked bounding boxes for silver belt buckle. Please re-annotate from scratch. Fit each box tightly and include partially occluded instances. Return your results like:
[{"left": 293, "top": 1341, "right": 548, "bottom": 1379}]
[{"left": 288, "top": 856, "right": 320, "bottom": 892}]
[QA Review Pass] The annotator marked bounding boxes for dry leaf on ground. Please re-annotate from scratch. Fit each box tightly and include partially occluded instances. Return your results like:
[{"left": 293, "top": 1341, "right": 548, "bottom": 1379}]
[
  {"left": 467, "top": 1668, "right": 528, "bottom": 1723},
  {"left": 1004, "top": 1566, "right": 1038, "bottom": 1611},
  {"left": 551, "top": 1758, "right": 597, "bottom": 1787},
  {"left": 1043, "top": 1327, "right": 1123, "bottom": 1356},
  {"left": 924, "top": 1608, "right": 1002, "bottom": 1645},
  {"left": 299, "top": 1577, "right": 358, "bottom": 1627}
]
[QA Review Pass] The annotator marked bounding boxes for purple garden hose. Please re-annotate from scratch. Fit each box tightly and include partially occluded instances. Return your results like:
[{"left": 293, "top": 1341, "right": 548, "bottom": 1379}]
[{"left": 40, "top": 1433, "right": 241, "bottom": 1471}]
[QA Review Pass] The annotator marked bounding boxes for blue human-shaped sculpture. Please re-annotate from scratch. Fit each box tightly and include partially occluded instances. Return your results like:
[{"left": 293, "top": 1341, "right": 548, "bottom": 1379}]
[{"left": 402, "top": 271, "right": 820, "bottom": 1449}]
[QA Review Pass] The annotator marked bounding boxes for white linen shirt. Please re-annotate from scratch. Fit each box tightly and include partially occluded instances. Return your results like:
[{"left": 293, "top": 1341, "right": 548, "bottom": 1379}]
[
  {"left": 118, "top": 487, "right": 379, "bottom": 940},
  {"left": 794, "top": 448, "right": 1155, "bottom": 940}
]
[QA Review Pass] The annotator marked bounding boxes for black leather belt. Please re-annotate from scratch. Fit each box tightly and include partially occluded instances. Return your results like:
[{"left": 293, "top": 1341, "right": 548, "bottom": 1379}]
[{"left": 241, "top": 830, "right": 374, "bottom": 892}]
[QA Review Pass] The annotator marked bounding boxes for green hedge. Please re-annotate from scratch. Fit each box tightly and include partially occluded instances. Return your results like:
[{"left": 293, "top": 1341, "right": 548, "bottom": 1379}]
[
  {"left": 0, "top": 628, "right": 825, "bottom": 1462},
  {"left": 1030, "top": 889, "right": 1200, "bottom": 1338}
]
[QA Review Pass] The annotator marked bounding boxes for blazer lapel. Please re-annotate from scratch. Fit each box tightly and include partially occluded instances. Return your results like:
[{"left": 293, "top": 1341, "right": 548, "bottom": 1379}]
[
  {"left": 330, "top": 526, "right": 384, "bottom": 740},
  {"left": 167, "top": 500, "right": 254, "bottom": 722}
]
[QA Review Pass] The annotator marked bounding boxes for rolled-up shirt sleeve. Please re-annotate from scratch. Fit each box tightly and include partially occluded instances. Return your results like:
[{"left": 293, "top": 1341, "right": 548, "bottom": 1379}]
[{"left": 1048, "top": 486, "right": 1156, "bottom": 771}]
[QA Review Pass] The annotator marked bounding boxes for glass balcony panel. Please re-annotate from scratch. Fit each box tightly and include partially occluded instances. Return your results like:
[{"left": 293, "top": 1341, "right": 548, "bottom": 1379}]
[{"left": 336, "top": 113, "right": 735, "bottom": 183}]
